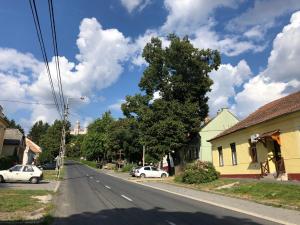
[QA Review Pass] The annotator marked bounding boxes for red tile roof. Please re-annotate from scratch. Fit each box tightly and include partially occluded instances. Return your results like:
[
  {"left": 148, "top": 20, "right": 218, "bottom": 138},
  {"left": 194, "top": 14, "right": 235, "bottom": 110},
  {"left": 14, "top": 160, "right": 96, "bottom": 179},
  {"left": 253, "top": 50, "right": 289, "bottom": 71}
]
[{"left": 209, "top": 91, "right": 300, "bottom": 141}]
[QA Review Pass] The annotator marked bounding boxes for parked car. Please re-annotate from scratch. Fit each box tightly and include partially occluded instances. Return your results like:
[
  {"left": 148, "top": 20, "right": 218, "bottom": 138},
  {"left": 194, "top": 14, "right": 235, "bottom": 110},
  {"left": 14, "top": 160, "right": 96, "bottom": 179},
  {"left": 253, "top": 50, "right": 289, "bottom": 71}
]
[
  {"left": 39, "top": 162, "right": 56, "bottom": 170},
  {"left": 0, "top": 165, "right": 43, "bottom": 184},
  {"left": 130, "top": 166, "right": 141, "bottom": 177},
  {"left": 134, "top": 166, "right": 168, "bottom": 178}
]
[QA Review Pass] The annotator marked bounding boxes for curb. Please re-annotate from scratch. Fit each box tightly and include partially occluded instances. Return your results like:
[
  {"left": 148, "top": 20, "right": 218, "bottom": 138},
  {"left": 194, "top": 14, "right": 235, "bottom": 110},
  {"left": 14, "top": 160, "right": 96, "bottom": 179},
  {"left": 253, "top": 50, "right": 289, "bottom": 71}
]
[
  {"left": 104, "top": 171, "right": 296, "bottom": 225},
  {"left": 54, "top": 180, "right": 61, "bottom": 193}
]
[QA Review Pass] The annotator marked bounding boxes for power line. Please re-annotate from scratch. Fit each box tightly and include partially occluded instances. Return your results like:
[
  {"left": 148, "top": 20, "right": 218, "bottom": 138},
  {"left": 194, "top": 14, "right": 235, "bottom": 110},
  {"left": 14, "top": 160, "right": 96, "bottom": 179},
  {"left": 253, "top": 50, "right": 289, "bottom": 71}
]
[
  {"left": 0, "top": 99, "right": 56, "bottom": 106},
  {"left": 28, "top": 0, "right": 63, "bottom": 119},
  {"left": 48, "top": 0, "right": 65, "bottom": 109}
]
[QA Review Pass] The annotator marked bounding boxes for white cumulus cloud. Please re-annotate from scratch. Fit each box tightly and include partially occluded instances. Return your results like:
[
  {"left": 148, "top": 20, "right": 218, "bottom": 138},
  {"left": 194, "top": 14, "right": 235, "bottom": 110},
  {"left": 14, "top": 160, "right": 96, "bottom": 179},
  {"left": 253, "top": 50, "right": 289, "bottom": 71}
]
[
  {"left": 1, "top": 18, "right": 131, "bottom": 131},
  {"left": 120, "top": 0, "right": 151, "bottom": 13},
  {"left": 231, "top": 11, "right": 300, "bottom": 117}
]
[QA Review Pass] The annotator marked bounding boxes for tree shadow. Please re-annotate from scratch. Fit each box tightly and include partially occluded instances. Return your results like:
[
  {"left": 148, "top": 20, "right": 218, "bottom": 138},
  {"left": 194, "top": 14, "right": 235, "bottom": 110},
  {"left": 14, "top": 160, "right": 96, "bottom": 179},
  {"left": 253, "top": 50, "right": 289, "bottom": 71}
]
[{"left": 48, "top": 206, "right": 274, "bottom": 225}]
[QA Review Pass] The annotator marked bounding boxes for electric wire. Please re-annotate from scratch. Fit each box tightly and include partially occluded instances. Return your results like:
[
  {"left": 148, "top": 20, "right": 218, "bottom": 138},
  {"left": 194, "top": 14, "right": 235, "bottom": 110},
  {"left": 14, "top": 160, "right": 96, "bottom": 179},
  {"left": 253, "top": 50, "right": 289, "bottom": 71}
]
[
  {"left": 48, "top": 0, "right": 65, "bottom": 109},
  {"left": 0, "top": 99, "right": 56, "bottom": 106},
  {"left": 28, "top": 0, "right": 63, "bottom": 119}
]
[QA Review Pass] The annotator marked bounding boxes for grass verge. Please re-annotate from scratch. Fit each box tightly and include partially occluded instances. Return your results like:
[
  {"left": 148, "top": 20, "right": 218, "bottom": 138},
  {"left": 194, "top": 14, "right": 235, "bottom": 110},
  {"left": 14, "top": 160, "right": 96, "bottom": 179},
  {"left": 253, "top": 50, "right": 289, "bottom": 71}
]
[
  {"left": 217, "top": 181, "right": 300, "bottom": 210},
  {"left": 161, "top": 178, "right": 300, "bottom": 211},
  {"left": 0, "top": 189, "right": 53, "bottom": 222},
  {"left": 43, "top": 167, "right": 65, "bottom": 181}
]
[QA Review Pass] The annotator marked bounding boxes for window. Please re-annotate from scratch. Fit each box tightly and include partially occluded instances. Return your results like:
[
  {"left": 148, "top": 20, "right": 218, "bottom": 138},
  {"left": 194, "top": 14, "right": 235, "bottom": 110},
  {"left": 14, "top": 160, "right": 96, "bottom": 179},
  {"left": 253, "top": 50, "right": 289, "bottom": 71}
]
[
  {"left": 249, "top": 140, "right": 258, "bottom": 163},
  {"left": 151, "top": 167, "right": 158, "bottom": 171},
  {"left": 144, "top": 167, "right": 150, "bottom": 171},
  {"left": 23, "top": 166, "right": 34, "bottom": 172},
  {"left": 10, "top": 165, "right": 23, "bottom": 172},
  {"left": 218, "top": 146, "right": 224, "bottom": 167},
  {"left": 230, "top": 143, "right": 237, "bottom": 165}
]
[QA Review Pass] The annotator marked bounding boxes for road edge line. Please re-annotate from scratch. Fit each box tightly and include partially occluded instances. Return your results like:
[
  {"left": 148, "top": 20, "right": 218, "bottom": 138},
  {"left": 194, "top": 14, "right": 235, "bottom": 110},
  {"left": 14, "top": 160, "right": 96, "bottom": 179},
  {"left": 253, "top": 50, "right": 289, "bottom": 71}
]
[{"left": 103, "top": 172, "right": 296, "bottom": 225}]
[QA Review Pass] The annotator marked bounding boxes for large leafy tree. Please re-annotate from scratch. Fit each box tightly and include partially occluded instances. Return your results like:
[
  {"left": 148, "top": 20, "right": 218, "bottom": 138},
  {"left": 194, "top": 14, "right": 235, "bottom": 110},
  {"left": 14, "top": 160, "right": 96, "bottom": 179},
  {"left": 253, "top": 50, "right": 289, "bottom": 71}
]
[
  {"left": 108, "top": 118, "right": 142, "bottom": 163},
  {"left": 81, "top": 112, "right": 113, "bottom": 161},
  {"left": 122, "top": 35, "right": 220, "bottom": 163},
  {"left": 39, "top": 120, "right": 71, "bottom": 163},
  {"left": 28, "top": 120, "right": 50, "bottom": 145}
]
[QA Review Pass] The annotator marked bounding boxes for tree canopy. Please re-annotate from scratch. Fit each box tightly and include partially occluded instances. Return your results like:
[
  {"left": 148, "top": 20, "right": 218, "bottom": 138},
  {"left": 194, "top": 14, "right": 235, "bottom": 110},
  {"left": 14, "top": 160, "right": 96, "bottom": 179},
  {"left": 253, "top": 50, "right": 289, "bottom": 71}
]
[
  {"left": 39, "top": 120, "right": 70, "bottom": 163},
  {"left": 122, "top": 35, "right": 220, "bottom": 162},
  {"left": 28, "top": 120, "right": 50, "bottom": 145},
  {"left": 81, "top": 112, "right": 114, "bottom": 161}
]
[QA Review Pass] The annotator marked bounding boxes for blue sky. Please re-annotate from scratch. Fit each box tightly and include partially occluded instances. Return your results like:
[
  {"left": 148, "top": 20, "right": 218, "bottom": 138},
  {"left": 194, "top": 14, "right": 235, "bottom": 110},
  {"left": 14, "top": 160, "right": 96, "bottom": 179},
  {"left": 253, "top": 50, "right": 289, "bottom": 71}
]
[{"left": 0, "top": 0, "right": 300, "bottom": 132}]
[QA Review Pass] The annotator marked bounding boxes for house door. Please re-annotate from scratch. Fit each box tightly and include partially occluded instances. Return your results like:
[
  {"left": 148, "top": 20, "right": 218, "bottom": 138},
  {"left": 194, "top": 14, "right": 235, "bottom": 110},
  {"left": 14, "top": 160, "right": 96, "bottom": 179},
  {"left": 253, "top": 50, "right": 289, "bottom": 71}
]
[{"left": 273, "top": 141, "right": 285, "bottom": 175}]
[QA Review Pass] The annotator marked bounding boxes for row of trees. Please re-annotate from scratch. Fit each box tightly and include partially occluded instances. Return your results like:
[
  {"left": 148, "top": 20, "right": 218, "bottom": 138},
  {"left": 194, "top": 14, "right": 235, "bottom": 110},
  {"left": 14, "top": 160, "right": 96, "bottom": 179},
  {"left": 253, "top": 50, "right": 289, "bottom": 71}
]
[
  {"left": 67, "top": 112, "right": 142, "bottom": 163},
  {"left": 68, "top": 35, "right": 220, "bottom": 165},
  {"left": 28, "top": 35, "right": 221, "bottom": 166}
]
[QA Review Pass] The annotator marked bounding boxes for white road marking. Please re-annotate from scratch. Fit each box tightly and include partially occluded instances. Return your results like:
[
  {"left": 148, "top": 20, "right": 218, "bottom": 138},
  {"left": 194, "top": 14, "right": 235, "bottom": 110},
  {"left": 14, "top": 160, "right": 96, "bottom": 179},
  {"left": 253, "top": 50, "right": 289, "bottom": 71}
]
[
  {"left": 89, "top": 176, "right": 93, "bottom": 179},
  {"left": 96, "top": 180, "right": 100, "bottom": 183},
  {"left": 121, "top": 194, "right": 133, "bottom": 202},
  {"left": 166, "top": 221, "right": 176, "bottom": 225},
  {"left": 104, "top": 185, "right": 111, "bottom": 189}
]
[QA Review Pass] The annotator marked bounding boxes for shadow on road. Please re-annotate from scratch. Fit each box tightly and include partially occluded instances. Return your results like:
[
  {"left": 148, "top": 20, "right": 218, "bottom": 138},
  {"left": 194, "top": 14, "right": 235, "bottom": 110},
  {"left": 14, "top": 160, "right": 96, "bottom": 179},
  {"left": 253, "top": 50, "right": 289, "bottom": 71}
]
[{"left": 49, "top": 206, "right": 270, "bottom": 225}]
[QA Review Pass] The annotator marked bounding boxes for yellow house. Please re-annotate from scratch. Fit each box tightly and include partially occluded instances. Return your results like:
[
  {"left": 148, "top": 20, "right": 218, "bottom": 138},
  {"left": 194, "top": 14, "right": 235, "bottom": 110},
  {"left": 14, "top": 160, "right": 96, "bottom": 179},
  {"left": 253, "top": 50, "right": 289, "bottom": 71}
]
[
  {"left": 0, "top": 105, "right": 9, "bottom": 156},
  {"left": 209, "top": 91, "right": 300, "bottom": 181}
]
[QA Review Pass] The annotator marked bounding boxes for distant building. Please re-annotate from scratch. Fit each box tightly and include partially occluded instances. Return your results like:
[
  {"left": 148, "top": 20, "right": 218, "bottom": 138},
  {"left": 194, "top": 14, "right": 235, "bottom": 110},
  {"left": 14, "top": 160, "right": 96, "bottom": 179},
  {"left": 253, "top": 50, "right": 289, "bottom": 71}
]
[
  {"left": 2, "top": 128, "right": 25, "bottom": 163},
  {"left": 0, "top": 105, "right": 9, "bottom": 156},
  {"left": 199, "top": 108, "right": 239, "bottom": 162},
  {"left": 70, "top": 121, "right": 87, "bottom": 135},
  {"left": 23, "top": 138, "right": 42, "bottom": 165}
]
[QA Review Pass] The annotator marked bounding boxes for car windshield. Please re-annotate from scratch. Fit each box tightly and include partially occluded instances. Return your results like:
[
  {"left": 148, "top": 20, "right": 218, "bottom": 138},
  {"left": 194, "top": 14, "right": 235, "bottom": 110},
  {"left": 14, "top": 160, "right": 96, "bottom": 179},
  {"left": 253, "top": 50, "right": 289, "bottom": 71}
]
[
  {"left": 10, "top": 165, "right": 23, "bottom": 172},
  {"left": 23, "top": 166, "right": 34, "bottom": 172}
]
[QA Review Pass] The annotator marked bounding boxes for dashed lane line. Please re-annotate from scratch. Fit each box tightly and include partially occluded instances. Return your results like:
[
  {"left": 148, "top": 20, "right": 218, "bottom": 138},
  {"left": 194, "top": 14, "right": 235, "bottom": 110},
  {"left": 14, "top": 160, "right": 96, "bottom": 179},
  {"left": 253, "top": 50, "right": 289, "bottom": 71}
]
[{"left": 121, "top": 194, "right": 133, "bottom": 202}]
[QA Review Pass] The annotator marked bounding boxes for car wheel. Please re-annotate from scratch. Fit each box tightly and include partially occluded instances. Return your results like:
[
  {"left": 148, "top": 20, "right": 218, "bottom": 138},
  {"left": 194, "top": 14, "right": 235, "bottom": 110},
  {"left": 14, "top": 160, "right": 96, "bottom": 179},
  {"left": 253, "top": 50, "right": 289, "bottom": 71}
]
[
  {"left": 30, "top": 177, "right": 39, "bottom": 184},
  {"left": 140, "top": 173, "right": 146, "bottom": 178},
  {"left": 0, "top": 175, "right": 5, "bottom": 183},
  {"left": 161, "top": 173, "right": 167, "bottom": 178}
]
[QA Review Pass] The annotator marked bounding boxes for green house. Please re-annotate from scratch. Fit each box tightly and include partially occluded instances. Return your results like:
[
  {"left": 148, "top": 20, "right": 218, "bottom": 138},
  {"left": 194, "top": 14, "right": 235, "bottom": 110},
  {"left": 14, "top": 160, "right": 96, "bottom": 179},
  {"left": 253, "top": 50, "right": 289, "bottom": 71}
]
[{"left": 199, "top": 108, "right": 239, "bottom": 162}]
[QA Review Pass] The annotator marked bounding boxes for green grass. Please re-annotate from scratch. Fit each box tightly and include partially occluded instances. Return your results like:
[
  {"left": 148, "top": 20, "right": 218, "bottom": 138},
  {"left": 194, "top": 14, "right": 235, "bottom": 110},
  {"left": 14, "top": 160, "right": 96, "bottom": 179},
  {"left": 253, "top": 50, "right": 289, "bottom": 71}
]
[
  {"left": 171, "top": 177, "right": 238, "bottom": 191},
  {"left": 167, "top": 177, "right": 300, "bottom": 210},
  {"left": 43, "top": 170, "right": 58, "bottom": 180},
  {"left": 43, "top": 167, "right": 65, "bottom": 181},
  {"left": 0, "top": 189, "right": 52, "bottom": 213},
  {"left": 217, "top": 182, "right": 300, "bottom": 210}
]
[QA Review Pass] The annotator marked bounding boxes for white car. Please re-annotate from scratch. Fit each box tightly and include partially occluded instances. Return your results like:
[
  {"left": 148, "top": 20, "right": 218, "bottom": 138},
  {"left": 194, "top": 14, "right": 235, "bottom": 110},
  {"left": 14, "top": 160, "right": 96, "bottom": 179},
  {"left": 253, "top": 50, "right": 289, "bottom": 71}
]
[
  {"left": 134, "top": 166, "right": 168, "bottom": 178},
  {"left": 0, "top": 165, "right": 43, "bottom": 184}
]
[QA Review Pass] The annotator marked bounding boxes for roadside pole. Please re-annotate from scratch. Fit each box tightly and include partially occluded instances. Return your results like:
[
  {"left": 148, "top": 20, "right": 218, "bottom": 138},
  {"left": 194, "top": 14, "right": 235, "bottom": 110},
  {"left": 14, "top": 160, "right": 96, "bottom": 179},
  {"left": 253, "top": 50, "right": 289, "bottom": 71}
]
[
  {"left": 142, "top": 145, "right": 145, "bottom": 167},
  {"left": 57, "top": 98, "right": 68, "bottom": 179}
]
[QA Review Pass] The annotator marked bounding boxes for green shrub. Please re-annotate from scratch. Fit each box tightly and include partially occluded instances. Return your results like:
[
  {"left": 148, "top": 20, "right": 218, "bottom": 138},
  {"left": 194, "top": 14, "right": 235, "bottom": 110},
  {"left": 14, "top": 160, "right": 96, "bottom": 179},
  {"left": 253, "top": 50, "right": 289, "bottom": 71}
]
[
  {"left": 0, "top": 156, "right": 18, "bottom": 170},
  {"left": 181, "top": 161, "right": 220, "bottom": 184},
  {"left": 174, "top": 174, "right": 183, "bottom": 183},
  {"left": 121, "top": 163, "right": 136, "bottom": 172}
]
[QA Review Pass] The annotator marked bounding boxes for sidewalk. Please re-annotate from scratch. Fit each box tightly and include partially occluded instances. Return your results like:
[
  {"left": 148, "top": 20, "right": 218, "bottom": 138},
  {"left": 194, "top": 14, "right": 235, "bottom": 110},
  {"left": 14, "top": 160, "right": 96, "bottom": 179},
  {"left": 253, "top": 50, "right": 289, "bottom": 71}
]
[{"left": 103, "top": 170, "right": 300, "bottom": 225}]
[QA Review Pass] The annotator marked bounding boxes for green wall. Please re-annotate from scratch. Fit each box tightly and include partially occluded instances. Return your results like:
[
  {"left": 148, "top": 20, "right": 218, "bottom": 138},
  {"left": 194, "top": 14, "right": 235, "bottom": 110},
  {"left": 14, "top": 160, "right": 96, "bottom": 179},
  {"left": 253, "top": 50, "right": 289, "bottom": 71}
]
[{"left": 199, "top": 109, "right": 239, "bottom": 162}]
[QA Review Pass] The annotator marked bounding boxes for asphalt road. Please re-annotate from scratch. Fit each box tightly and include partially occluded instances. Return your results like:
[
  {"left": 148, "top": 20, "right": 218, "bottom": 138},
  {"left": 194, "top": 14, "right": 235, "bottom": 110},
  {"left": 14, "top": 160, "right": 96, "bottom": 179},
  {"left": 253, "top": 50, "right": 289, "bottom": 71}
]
[{"left": 53, "top": 161, "right": 279, "bottom": 225}]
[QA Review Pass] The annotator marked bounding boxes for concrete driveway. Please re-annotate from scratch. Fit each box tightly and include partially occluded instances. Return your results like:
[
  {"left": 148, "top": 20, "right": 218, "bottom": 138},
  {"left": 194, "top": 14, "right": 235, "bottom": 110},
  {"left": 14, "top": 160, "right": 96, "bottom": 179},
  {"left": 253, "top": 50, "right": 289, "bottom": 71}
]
[{"left": 0, "top": 180, "right": 58, "bottom": 191}]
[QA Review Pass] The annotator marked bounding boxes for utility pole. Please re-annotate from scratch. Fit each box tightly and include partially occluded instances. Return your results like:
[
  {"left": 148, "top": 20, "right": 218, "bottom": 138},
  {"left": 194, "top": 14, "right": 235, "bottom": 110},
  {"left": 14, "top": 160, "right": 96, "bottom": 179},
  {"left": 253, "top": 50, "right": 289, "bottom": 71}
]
[
  {"left": 142, "top": 145, "right": 145, "bottom": 167},
  {"left": 57, "top": 96, "right": 85, "bottom": 179}
]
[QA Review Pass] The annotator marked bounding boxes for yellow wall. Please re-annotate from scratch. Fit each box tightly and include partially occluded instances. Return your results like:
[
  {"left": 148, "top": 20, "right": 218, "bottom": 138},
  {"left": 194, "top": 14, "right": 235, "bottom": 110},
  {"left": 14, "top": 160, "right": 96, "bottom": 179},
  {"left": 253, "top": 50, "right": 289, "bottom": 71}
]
[{"left": 211, "top": 111, "right": 300, "bottom": 175}]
